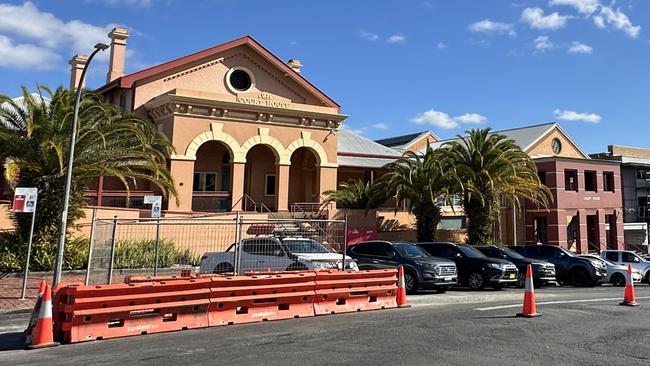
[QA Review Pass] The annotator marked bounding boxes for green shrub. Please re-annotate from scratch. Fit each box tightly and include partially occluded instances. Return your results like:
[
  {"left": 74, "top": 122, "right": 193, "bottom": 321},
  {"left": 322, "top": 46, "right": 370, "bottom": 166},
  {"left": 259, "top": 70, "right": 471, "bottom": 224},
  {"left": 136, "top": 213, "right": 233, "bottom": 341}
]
[
  {"left": 0, "top": 231, "right": 89, "bottom": 272},
  {"left": 113, "top": 239, "right": 198, "bottom": 269}
]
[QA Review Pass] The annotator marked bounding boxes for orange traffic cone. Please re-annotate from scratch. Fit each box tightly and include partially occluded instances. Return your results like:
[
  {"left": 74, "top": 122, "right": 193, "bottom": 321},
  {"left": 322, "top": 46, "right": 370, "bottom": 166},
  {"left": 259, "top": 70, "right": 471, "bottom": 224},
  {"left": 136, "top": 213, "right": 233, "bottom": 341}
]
[
  {"left": 27, "top": 284, "right": 59, "bottom": 349},
  {"left": 24, "top": 280, "right": 46, "bottom": 339},
  {"left": 517, "top": 264, "right": 541, "bottom": 318},
  {"left": 620, "top": 264, "right": 639, "bottom": 307},
  {"left": 396, "top": 265, "right": 409, "bottom": 308}
]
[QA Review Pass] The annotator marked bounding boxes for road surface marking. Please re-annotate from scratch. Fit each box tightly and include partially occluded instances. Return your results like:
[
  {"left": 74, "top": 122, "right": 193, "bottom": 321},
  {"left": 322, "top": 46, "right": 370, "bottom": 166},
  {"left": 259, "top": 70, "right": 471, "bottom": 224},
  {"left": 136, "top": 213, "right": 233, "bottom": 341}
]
[{"left": 475, "top": 296, "right": 650, "bottom": 311}]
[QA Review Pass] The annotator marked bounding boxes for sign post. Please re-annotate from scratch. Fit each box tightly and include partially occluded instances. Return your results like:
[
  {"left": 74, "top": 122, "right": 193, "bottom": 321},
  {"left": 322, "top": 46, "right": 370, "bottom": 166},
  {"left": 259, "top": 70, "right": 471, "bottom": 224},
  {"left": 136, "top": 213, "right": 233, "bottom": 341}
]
[
  {"left": 14, "top": 187, "right": 38, "bottom": 300},
  {"left": 144, "top": 195, "right": 162, "bottom": 276}
]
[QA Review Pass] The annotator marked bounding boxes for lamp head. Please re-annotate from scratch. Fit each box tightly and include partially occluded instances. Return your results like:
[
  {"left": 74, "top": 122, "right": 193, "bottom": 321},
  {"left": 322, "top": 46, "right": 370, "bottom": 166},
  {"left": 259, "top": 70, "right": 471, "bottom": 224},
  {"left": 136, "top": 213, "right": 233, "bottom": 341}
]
[{"left": 94, "top": 43, "right": 110, "bottom": 51}]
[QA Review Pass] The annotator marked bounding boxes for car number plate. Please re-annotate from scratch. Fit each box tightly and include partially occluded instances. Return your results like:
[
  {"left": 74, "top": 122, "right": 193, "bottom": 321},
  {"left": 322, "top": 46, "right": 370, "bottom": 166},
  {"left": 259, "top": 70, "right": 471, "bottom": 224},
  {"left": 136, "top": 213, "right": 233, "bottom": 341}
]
[
  {"left": 444, "top": 277, "right": 452, "bottom": 281},
  {"left": 509, "top": 273, "right": 516, "bottom": 279}
]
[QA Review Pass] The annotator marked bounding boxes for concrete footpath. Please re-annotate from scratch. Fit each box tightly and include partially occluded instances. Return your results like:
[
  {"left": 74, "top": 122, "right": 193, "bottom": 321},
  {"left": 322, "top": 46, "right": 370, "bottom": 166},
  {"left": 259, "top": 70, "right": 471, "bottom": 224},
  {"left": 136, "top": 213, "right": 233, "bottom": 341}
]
[{"left": 1, "top": 285, "right": 649, "bottom": 365}]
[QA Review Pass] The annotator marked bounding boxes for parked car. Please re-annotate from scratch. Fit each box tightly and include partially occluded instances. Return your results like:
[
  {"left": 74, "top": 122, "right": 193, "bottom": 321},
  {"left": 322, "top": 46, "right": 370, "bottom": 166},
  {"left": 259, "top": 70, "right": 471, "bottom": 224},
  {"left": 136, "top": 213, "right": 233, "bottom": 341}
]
[
  {"left": 475, "top": 245, "right": 557, "bottom": 287},
  {"left": 600, "top": 250, "right": 650, "bottom": 284},
  {"left": 346, "top": 240, "right": 458, "bottom": 294},
  {"left": 508, "top": 245, "right": 607, "bottom": 287},
  {"left": 579, "top": 254, "right": 642, "bottom": 286},
  {"left": 199, "top": 236, "right": 358, "bottom": 274},
  {"left": 417, "top": 242, "right": 518, "bottom": 290}
]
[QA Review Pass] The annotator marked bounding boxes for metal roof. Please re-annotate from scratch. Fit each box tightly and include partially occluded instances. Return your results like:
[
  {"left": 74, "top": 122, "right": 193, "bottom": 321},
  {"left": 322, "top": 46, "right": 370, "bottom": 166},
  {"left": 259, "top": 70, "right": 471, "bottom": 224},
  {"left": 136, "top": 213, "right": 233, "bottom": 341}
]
[
  {"left": 337, "top": 128, "right": 402, "bottom": 157},
  {"left": 427, "top": 122, "right": 556, "bottom": 151},
  {"left": 375, "top": 131, "right": 429, "bottom": 147},
  {"left": 337, "top": 156, "right": 399, "bottom": 168}
]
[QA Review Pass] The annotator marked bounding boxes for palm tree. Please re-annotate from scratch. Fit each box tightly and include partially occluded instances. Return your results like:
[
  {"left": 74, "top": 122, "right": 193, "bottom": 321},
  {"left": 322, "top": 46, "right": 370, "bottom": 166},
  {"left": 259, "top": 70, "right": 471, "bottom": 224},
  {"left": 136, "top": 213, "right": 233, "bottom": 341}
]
[
  {"left": 324, "top": 179, "right": 385, "bottom": 210},
  {"left": 382, "top": 146, "right": 457, "bottom": 242},
  {"left": 442, "top": 128, "right": 550, "bottom": 244},
  {"left": 0, "top": 85, "right": 177, "bottom": 249}
]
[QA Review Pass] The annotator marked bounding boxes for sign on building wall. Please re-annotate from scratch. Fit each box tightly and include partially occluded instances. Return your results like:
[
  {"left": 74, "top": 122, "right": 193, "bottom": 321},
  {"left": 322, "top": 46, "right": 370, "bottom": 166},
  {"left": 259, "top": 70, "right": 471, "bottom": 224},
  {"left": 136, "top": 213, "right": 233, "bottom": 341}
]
[
  {"left": 144, "top": 195, "right": 162, "bottom": 218},
  {"left": 13, "top": 187, "right": 38, "bottom": 213}
]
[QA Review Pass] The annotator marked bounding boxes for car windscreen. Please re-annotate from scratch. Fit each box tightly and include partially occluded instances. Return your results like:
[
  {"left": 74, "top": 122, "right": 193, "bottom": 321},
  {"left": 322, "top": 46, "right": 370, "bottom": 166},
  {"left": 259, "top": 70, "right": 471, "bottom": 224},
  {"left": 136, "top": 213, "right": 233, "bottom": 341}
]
[
  {"left": 458, "top": 245, "right": 485, "bottom": 258},
  {"left": 281, "top": 239, "right": 330, "bottom": 253},
  {"left": 500, "top": 247, "right": 525, "bottom": 259},
  {"left": 393, "top": 243, "right": 429, "bottom": 258}
]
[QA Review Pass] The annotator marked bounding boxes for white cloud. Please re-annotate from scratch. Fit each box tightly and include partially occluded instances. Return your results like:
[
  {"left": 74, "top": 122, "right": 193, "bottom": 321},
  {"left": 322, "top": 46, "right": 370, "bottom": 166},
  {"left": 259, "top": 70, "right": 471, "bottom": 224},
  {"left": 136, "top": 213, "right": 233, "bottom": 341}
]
[
  {"left": 549, "top": 0, "right": 599, "bottom": 15},
  {"left": 0, "top": 2, "right": 119, "bottom": 69},
  {"left": 595, "top": 6, "right": 640, "bottom": 38},
  {"left": 521, "top": 7, "right": 570, "bottom": 30},
  {"left": 534, "top": 36, "right": 554, "bottom": 50},
  {"left": 360, "top": 31, "right": 379, "bottom": 41},
  {"left": 554, "top": 109, "right": 601, "bottom": 123},
  {"left": 568, "top": 41, "right": 593, "bottom": 54},
  {"left": 549, "top": 0, "right": 641, "bottom": 38},
  {"left": 371, "top": 122, "right": 390, "bottom": 130},
  {"left": 386, "top": 34, "right": 406, "bottom": 44},
  {"left": 0, "top": 35, "right": 60, "bottom": 69},
  {"left": 411, "top": 109, "right": 487, "bottom": 129},
  {"left": 436, "top": 42, "right": 448, "bottom": 49},
  {"left": 467, "top": 19, "right": 516, "bottom": 36}
]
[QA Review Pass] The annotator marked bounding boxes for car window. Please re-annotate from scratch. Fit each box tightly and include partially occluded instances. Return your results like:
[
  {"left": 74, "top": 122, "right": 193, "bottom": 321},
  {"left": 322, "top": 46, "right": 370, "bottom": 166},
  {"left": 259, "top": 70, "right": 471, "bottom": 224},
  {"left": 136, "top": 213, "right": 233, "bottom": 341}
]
[
  {"left": 605, "top": 252, "right": 619, "bottom": 262},
  {"left": 622, "top": 252, "right": 641, "bottom": 263},
  {"left": 522, "top": 246, "right": 540, "bottom": 257},
  {"left": 394, "top": 243, "right": 428, "bottom": 258},
  {"left": 282, "top": 239, "right": 329, "bottom": 253},
  {"left": 376, "top": 243, "right": 399, "bottom": 257},
  {"left": 500, "top": 247, "right": 525, "bottom": 259},
  {"left": 478, "top": 247, "right": 498, "bottom": 257},
  {"left": 242, "top": 238, "right": 283, "bottom": 256},
  {"left": 539, "top": 246, "right": 560, "bottom": 258},
  {"left": 458, "top": 245, "right": 485, "bottom": 258},
  {"left": 350, "top": 243, "right": 377, "bottom": 255}
]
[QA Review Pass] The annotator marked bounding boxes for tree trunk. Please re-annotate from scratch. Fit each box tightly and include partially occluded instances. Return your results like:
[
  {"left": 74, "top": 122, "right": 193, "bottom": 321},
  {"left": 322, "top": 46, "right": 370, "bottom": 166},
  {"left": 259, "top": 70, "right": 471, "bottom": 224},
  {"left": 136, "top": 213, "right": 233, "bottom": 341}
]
[
  {"left": 464, "top": 197, "right": 495, "bottom": 245},
  {"left": 412, "top": 205, "right": 442, "bottom": 242}
]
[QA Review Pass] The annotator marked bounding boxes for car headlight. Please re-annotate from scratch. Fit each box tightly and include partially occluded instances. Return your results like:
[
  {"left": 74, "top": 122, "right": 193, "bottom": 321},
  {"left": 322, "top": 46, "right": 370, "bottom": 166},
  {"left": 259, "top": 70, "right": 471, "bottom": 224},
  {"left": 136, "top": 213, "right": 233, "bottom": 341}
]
[
  {"left": 487, "top": 263, "right": 504, "bottom": 270},
  {"left": 416, "top": 262, "right": 439, "bottom": 273},
  {"left": 348, "top": 261, "right": 358, "bottom": 270},
  {"left": 312, "top": 261, "right": 335, "bottom": 269}
]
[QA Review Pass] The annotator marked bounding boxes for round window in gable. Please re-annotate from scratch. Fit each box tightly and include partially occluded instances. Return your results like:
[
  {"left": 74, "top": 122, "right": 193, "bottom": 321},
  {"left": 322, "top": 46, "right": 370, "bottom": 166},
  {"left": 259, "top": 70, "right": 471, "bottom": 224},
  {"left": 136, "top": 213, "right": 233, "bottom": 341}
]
[
  {"left": 551, "top": 138, "right": 562, "bottom": 155},
  {"left": 225, "top": 67, "right": 255, "bottom": 93}
]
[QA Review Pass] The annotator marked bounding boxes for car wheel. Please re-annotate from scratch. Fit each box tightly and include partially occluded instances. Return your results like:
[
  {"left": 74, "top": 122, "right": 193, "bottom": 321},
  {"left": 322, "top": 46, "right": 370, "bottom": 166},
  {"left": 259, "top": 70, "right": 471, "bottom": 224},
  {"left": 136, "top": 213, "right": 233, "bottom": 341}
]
[
  {"left": 405, "top": 271, "right": 418, "bottom": 295},
  {"left": 213, "top": 262, "right": 234, "bottom": 274},
  {"left": 646, "top": 272, "right": 650, "bottom": 285},
  {"left": 570, "top": 268, "right": 591, "bottom": 287},
  {"left": 611, "top": 273, "right": 626, "bottom": 287},
  {"left": 468, "top": 272, "right": 486, "bottom": 290},
  {"left": 436, "top": 286, "right": 448, "bottom": 294}
]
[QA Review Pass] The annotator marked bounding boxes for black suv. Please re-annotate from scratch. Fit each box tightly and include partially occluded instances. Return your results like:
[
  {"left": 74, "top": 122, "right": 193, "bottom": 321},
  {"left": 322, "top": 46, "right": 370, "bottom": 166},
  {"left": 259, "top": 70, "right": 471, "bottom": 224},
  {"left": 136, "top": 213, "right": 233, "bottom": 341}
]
[
  {"left": 346, "top": 241, "right": 458, "bottom": 294},
  {"left": 508, "top": 245, "right": 607, "bottom": 287},
  {"left": 475, "top": 245, "right": 557, "bottom": 287},
  {"left": 417, "top": 242, "right": 519, "bottom": 290}
]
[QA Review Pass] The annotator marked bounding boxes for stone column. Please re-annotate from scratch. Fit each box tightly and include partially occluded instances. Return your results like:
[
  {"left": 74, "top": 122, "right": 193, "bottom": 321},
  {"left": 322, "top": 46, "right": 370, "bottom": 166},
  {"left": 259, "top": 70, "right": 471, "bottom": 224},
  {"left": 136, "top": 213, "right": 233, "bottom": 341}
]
[
  {"left": 576, "top": 210, "right": 588, "bottom": 254},
  {"left": 230, "top": 162, "right": 246, "bottom": 211},
  {"left": 318, "top": 166, "right": 338, "bottom": 199},
  {"left": 276, "top": 164, "right": 290, "bottom": 212},
  {"left": 596, "top": 209, "right": 607, "bottom": 252},
  {"left": 168, "top": 159, "right": 195, "bottom": 212}
]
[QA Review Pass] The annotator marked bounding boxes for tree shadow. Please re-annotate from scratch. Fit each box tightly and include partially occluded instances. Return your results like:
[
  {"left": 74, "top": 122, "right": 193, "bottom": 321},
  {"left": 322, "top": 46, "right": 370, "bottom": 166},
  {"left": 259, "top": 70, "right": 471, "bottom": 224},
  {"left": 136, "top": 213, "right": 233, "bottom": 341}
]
[{"left": 472, "top": 315, "right": 520, "bottom": 319}]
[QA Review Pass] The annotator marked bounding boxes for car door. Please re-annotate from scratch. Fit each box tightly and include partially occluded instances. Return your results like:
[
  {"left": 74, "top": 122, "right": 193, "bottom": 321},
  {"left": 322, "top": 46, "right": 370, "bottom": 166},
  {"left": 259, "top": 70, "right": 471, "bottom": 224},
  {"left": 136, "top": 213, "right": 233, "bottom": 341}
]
[
  {"left": 604, "top": 251, "right": 620, "bottom": 265},
  {"left": 539, "top": 246, "right": 568, "bottom": 278},
  {"left": 621, "top": 252, "right": 643, "bottom": 272},
  {"left": 349, "top": 242, "right": 382, "bottom": 269},
  {"left": 240, "top": 238, "right": 290, "bottom": 272},
  {"left": 372, "top": 243, "right": 401, "bottom": 269}
]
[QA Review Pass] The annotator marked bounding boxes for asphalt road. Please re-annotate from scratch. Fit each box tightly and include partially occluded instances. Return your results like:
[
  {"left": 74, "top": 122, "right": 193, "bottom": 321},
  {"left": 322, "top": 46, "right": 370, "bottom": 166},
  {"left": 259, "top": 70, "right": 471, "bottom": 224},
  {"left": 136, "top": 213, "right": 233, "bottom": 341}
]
[{"left": 2, "top": 285, "right": 650, "bottom": 366}]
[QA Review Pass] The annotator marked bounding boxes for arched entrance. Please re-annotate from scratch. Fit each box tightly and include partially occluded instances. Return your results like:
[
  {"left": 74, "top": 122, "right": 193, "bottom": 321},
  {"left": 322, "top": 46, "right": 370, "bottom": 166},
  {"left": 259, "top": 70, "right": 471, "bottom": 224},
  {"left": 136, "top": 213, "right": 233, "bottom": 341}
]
[
  {"left": 192, "top": 141, "right": 232, "bottom": 212},
  {"left": 288, "top": 147, "right": 320, "bottom": 209},
  {"left": 244, "top": 144, "right": 279, "bottom": 211}
]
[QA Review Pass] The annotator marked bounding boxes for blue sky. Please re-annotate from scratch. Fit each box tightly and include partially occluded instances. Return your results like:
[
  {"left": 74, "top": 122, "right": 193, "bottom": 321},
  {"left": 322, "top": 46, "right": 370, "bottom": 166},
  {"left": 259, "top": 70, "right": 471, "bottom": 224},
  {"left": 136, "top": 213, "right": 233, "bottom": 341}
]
[{"left": 0, "top": 0, "right": 648, "bottom": 153}]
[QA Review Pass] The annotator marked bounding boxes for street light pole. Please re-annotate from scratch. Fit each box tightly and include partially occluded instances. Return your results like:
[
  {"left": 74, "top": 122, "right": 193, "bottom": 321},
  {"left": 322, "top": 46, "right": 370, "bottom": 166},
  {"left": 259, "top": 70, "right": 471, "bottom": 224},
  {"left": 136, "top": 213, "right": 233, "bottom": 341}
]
[{"left": 53, "top": 43, "right": 109, "bottom": 287}]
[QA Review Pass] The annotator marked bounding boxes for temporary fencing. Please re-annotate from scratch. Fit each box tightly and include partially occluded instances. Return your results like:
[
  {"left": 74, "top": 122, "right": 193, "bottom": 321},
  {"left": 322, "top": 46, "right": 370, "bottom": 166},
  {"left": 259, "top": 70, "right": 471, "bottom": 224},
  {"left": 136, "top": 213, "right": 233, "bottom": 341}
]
[
  {"left": 86, "top": 215, "right": 347, "bottom": 285},
  {"left": 51, "top": 269, "right": 399, "bottom": 344}
]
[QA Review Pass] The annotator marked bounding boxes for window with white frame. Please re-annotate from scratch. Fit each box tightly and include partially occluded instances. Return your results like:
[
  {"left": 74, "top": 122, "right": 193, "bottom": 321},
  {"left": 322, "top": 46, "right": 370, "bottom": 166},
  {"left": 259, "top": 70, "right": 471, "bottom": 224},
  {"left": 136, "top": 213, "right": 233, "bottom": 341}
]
[
  {"left": 264, "top": 174, "right": 276, "bottom": 196},
  {"left": 193, "top": 172, "right": 217, "bottom": 192}
]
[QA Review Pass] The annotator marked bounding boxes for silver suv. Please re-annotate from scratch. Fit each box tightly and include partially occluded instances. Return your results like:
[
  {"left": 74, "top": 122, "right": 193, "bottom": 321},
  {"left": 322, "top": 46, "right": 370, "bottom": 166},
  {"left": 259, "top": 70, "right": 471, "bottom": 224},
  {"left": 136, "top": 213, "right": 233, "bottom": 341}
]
[{"left": 601, "top": 250, "right": 650, "bottom": 284}]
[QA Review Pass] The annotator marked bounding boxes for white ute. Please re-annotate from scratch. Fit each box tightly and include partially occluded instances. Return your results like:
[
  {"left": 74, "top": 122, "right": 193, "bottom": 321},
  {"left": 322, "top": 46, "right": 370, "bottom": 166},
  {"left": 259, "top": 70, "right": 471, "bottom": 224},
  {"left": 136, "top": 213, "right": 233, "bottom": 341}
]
[
  {"left": 600, "top": 250, "right": 650, "bottom": 284},
  {"left": 199, "top": 236, "right": 358, "bottom": 274}
]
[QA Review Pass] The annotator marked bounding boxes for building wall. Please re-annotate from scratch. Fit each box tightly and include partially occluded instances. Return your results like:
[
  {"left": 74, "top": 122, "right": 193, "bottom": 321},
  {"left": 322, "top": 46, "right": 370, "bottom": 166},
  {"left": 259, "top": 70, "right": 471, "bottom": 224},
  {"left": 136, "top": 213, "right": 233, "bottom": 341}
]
[{"left": 527, "top": 129, "right": 587, "bottom": 158}]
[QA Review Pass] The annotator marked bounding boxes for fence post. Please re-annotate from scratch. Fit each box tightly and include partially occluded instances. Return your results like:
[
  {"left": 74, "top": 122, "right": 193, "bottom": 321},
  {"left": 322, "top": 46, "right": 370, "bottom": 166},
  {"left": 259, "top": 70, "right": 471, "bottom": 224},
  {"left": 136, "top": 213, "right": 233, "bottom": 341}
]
[
  {"left": 234, "top": 212, "right": 243, "bottom": 275},
  {"left": 153, "top": 218, "right": 161, "bottom": 276},
  {"left": 342, "top": 213, "right": 348, "bottom": 271},
  {"left": 107, "top": 216, "right": 118, "bottom": 285},
  {"left": 83, "top": 208, "right": 97, "bottom": 286}
]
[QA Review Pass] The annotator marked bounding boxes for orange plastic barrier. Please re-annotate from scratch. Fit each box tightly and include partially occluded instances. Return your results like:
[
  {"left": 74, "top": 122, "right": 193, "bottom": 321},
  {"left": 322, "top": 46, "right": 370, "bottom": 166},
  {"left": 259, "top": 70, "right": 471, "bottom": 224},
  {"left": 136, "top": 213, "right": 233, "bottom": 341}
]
[
  {"left": 207, "top": 272, "right": 316, "bottom": 326},
  {"left": 312, "top": 269, "right": 398, "bottom": 315},
  {"left": 54, "top": 278, "right": 211, "bottom": 343}
]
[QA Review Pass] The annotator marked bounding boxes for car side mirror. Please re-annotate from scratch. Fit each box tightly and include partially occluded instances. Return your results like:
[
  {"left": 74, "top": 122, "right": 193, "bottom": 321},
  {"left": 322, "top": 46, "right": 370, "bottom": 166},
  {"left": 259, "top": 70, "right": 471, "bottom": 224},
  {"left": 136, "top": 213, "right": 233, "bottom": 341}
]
[
  {"left": 274, "top": 249, "right": 283, "bottom": 257},
  {"left": 559, "top": 252, "right": 566, "bottom": 257},
  {"left": 456, "top": 253, "right": 462, "bottom": 258},
  {"left": 389, "top": 251, "right": 399, "bottom": 258},
  {"left": 634, "top": 257, "right": 640, "bottom": 263}
]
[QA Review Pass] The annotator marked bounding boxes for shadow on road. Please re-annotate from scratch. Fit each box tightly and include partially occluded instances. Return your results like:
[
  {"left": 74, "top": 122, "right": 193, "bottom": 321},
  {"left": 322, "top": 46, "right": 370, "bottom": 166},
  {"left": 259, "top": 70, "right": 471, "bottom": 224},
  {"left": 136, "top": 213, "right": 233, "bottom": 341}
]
[
  {"left": 471, "top": 315, "right": 519, "bottom": 319},
  {"left": 0, "top": 332, "right": 25, "bottom": 351}
]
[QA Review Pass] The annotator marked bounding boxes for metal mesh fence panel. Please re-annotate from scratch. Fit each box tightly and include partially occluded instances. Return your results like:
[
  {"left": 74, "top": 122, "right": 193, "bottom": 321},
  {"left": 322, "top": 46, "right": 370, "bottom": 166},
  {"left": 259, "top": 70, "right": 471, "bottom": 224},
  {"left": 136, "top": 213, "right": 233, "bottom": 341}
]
[{"left": 86, "top": 216, "right": 349, "bottom": 284}]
